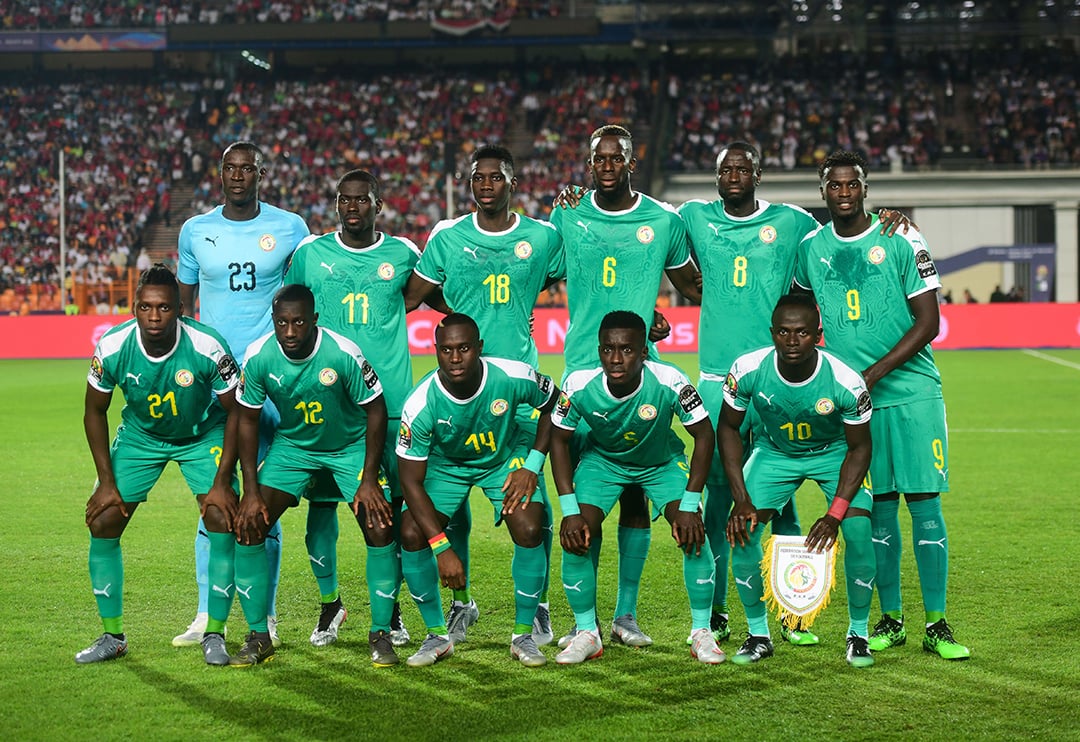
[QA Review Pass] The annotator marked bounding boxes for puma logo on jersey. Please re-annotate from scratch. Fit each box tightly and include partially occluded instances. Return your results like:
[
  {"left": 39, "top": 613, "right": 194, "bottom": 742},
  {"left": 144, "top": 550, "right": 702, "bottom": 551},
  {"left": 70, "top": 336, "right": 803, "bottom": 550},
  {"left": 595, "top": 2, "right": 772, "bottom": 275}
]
[
  {"left": 235, "top": 585, "right": 253, "bottom": 599},
  {"left": 854, "top": 577, "right": 875, "bottom": 591},
  {"left": 591, "top": 411, "right": 610, "bottom": 420},
  {"left": 706, "top": 222, "right": 722, "bottom": 236},
  {"left": 575, "top": 220, "right": 591, "bottom": 233},
  {"left": 462, "top": 246, "right": 480, "bottom": 259},
  {"left": 437, "top": 416, "right": 453, "bottom": 427},
  {"left": 563, "top": 580, "right": 584, "bottom": 593},
  {"left": 92, "top": 584, "right": 112, "bottom": 598},
  {"left": 211, "top": 583, "right": 233, "bottom": 596},
  {"left": 937, "top": 467, "right": 949, "bottom": 481},
  {"left": 917, "top": 537, "right": 947, "bottom": 550},
  {"left": 205, "top": 236, "right": 219, "bottom": 247},
  {"left": 819, "top": 256, "right": 834, "bottom": 270},
  {"left": 735, "top": 575, "right": 754, "bottom": 590},
  {"left": 757, "top": 392, "right": 774, "bottom": 406},
  {"left": 320, "top": 262, "right": 335, "bottom": 274},
  {"left": 268, "top": 373, "right": 284, "bottom": 387},
  {"left": 125, "top": 372, "right": 142, "bottom": 385}
]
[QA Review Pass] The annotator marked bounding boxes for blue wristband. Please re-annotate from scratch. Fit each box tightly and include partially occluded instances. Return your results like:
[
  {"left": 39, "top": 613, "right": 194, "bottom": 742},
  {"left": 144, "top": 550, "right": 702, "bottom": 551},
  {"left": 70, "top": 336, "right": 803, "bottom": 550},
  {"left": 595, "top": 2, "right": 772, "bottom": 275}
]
[
  {"left": 558, "top": 493, "right": 581, "bottom": 517},
  {"left": 678, "top": 490, "right": 702, "bottom": 513},
  {"left": 523, "top": 448, "right": 546, "bottom": 475}
]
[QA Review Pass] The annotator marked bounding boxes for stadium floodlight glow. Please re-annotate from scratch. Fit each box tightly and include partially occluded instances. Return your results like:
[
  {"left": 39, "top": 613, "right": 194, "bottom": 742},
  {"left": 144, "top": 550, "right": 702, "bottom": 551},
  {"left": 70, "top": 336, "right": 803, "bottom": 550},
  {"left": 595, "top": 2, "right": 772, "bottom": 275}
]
[{"left": 241, "top": 49, "right": 271, "bottom": 71}]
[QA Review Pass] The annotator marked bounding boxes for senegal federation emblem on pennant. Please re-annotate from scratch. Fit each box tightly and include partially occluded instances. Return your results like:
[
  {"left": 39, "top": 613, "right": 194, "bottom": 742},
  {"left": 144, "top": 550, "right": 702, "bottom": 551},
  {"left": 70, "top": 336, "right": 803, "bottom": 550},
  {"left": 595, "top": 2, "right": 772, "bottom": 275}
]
[{"left": 761, "top": 535, "right": 837, "bottom": 630}]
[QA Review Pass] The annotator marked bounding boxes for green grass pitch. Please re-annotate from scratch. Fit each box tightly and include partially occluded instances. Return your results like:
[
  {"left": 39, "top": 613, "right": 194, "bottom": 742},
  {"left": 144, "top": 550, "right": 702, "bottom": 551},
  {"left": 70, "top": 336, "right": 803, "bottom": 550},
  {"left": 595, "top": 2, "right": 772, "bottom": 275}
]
[{"left": 1, "top": 350, "right": 1078, "bottom": 740}]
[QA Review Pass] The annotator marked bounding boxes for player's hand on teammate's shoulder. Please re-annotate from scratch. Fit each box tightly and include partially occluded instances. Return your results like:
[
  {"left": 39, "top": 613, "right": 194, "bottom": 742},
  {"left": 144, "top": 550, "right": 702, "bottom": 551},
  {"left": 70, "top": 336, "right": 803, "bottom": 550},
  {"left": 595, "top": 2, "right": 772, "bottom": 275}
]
[
  {"left": 553, "top": 184, "right": 585, "bottom": 210},
  {"left": 805, "top": 515, "right": 841, "bottom": 553},
  {"left": 877, "top": 208, "right": 918, "bottom": 237}
]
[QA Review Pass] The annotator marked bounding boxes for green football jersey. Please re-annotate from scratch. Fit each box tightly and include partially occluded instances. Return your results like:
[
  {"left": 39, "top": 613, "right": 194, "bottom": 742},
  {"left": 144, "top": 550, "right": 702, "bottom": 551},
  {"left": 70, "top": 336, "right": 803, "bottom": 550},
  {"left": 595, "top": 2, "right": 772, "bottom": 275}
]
[
  {"left": 552, "top": 359, "right": 708, "bottom": 467},
  {"left": 416, "top": 212, "right": 564, "bottom": 367},
  {"left": 551, "top": 191, "right": 692, "bottom": 372},
  {"left": 88, "top": 317, "right": 239, "bottom": 441},
  {"left": 679, "top": 198, "right": 819, "bottom": 376},
  {"left": 285, "top": 231, "right": 419, "bottom": 417},
  {"left": 397, "top": 357, "right": 555, "bottom": 470},
  {"left": 794, "top": 216, "right": 943, "bottom": 407},
  {"left": 723, "top": 346, "right": 872, "bottom": 456},
  {"left": 239, "top": 327, "right": 383, "bottom": 451}
]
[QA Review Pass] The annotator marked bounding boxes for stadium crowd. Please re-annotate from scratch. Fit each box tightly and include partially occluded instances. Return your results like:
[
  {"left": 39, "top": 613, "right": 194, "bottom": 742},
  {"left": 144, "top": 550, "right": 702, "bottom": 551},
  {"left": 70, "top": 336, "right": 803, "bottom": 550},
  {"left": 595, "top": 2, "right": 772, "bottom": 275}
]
[
  {"left": 0, "top": 0, "right": 562, "bottom": 28},
  {"left": 4, "top": 47, "right": 1077, "bottom": 312}
]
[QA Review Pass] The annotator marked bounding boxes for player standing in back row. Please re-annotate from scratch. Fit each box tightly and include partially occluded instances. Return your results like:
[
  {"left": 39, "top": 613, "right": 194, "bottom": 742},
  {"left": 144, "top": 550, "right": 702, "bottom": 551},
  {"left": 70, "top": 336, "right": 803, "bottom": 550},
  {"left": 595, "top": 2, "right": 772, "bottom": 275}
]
[{"left": 794, "top": 150, "right": 968, "bottom": 660}]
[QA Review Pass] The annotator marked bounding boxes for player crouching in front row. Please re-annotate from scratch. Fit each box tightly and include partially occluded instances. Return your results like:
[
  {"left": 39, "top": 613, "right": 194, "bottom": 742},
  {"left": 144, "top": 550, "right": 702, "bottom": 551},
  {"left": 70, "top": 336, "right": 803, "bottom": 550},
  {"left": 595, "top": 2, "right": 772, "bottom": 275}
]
[
  {"left": 550, "top": 311, "right": 725, "bottom": 665},
  {"left": 396, "top": 314, "right": 559, "bottom": 668}
]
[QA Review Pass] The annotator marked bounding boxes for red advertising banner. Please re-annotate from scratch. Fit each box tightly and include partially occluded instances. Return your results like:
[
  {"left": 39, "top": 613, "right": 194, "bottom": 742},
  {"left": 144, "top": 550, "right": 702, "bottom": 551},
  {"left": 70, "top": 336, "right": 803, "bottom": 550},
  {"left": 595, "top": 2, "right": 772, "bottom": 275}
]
[{"left": 4, "top": 304, "right": 1080, "bottom": 360}]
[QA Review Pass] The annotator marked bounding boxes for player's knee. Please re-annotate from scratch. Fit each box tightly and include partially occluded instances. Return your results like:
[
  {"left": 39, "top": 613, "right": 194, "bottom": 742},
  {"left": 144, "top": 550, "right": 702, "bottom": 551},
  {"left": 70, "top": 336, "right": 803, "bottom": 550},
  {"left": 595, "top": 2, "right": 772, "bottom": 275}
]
[
  {"left": 362, "top": 520, "right": 395, "bottom": 548},
  {"left": 509, "top": 517, "right": 544, "bottom": 549},
  {"left": 398, "top": 512, "right": 425, "bottom": 551},
  {"left": 88, "top": 507, "right": 128, "bottom": 539}
]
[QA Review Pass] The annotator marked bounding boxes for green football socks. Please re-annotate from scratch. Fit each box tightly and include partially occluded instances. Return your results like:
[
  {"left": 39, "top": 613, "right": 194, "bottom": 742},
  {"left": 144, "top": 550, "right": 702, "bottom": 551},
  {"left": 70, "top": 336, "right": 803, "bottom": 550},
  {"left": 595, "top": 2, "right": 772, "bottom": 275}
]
[
  {"left": 840, "top": 516, "right": 875, "bottom": 637},
  {"left": 561, "top": 550, "right": 598, "bottom": 632},
  {"left": 613, "top": 525, "right": 649, "bottom": 618},
  {"left": 871, "top": 497, "right": 903, "bottom": 615},
  {"left": 909, "top": 496, "right": 949, "bottom": 619},
  {"left": 366, "top": 542, "right": 399, "bottom": 632},
  {"left": 401, "top": 547, "right": 447, "bottom": 634},
  {"left": 206, "top": 531, "right": 235, "bottom": 634},
  {"left": 305, "top": 503, "right": 339, "bottom": 602},
  {"left": 89, "top": 536, "right": 123, "bottom": 634},
  {"left": 234, "top": 542, "right": 269, "bottom": 633}
]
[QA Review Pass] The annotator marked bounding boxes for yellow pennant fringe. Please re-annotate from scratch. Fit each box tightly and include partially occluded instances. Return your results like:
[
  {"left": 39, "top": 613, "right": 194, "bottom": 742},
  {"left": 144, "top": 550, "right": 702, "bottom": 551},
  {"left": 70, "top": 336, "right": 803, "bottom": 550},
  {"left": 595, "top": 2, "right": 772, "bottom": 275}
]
[{"left": 760, "top": 534, "right": 838, "bottom": 631}]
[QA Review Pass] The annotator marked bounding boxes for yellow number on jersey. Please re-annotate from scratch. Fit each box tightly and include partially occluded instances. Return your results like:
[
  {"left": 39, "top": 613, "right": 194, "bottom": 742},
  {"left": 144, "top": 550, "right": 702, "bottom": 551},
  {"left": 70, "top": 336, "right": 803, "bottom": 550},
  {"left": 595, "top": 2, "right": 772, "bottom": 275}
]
[
  {"left": 148, "top": 391, "right": 178, "bottom": 419},
  {"left": 294, "top": 400, "right": 324, "bottom": 425},
  {"left": 602, "top": 256, "right": 617, "bottom": 287},
  {"left": 622, "top": 430, "right": 639, "bottom": 446},
  {"left": 733, "top": 255, "right": 748, "bottom": 287},
  {"left": 465, "top": 431, "right": 497, "bottom": 453},
  {"left": 846, "top": 289, "right": 861, "bottom": 320},
  {"left": 483, "top": 274, "right": 511, "bottom": 304},
  {"left": 341, "top": 292, "right": 370, "bottom": 324},
  {"left": 779, "top": 421, "right": 812, "bottom": 440}
]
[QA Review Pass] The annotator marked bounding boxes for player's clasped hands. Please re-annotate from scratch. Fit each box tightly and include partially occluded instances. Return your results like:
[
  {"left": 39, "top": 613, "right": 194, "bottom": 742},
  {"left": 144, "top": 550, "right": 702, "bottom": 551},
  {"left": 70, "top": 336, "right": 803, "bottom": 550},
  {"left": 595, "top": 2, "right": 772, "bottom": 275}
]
[
  {"left": 559, "top": 514, "right": 591, "bottom": 556},
  {"left": 500, "top": 469, "right": 538, "bottom": 515},
  {"left": 804, "top": 515, "right": 841, "bottom": 553}
]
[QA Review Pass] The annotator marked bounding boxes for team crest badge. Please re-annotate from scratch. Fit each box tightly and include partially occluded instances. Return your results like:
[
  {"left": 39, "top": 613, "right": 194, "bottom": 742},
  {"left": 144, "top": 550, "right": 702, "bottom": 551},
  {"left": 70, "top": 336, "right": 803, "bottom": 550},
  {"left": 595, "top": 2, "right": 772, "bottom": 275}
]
[
  {"left": 174, "top": 369, "right": 194, "bottom": 387},
  {"left": 815, "top": 397, "right": 835, "bottom": 415},
  {"left": 490, "top": 399, "right": 509, "bottom": 416},
  {"left": 868, "top": 246, "right": 886, "bottom": 264},
  {"left": 514, "top": 241, "right": 533, "bottom": 259},
  {"left": 637, "top": 404, "right": 657, "bottom": 420},
  {"left": 378, "top": 262, "right": 395, "bottom": 280},
  {"left": 259, "top": 234, "right": 277, "bottom": 252},
  {"left": 636, "top": 225, "right": 655, "bottom": 244},
  {"left": 319, "top": 368, "right": 338, "bottom": 386},
  {"left": 762, "top": 534, "right": 837, "bottom": 631},
  {"left": 759, "top": 225, "right": 777, "bottom": 243}
]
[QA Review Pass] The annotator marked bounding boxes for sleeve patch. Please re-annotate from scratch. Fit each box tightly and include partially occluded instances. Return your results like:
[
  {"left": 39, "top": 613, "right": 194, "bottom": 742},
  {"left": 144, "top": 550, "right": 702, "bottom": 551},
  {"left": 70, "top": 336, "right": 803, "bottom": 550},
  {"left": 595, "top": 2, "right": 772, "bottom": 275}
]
[
  {"left": 723, "top": 372, "right": 738, "bottom": 397},
  {"left": 856, "top": 391, "right": 873, "bottom": 416},
  {"left": 555, "top": 391, "right": 572, "bottom": 418},
  {"left": 89, "top": 356, "right": 104, "bottom": 383},
  {"left": 915, "top": 249, "right": 938, "bottom": 279},
  {"left": 217, "top": 354, "right": 239, "bottom": 384},
  {"left": 397, "top": 421, "right": 413, "bottom": 450},
  {"left": 362, "top": 360, "right": 379, "bottom": 390},
  {"left": 678, "top": 383, "right": 704, "bottom": 414},
  {"left": 536, "top": 372, "right": 553, "bottom": 397}
]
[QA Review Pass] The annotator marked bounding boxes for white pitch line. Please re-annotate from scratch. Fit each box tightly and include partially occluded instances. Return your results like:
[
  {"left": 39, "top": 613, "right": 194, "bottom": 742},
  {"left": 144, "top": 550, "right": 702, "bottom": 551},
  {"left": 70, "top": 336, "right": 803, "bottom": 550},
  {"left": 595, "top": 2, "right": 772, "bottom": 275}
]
[
  {"left": 1022, "top": 349, "right": 1080, "bottom": 371},
  {"left": 950, "top": 428, "right": 1078, "bottom": 434}
]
